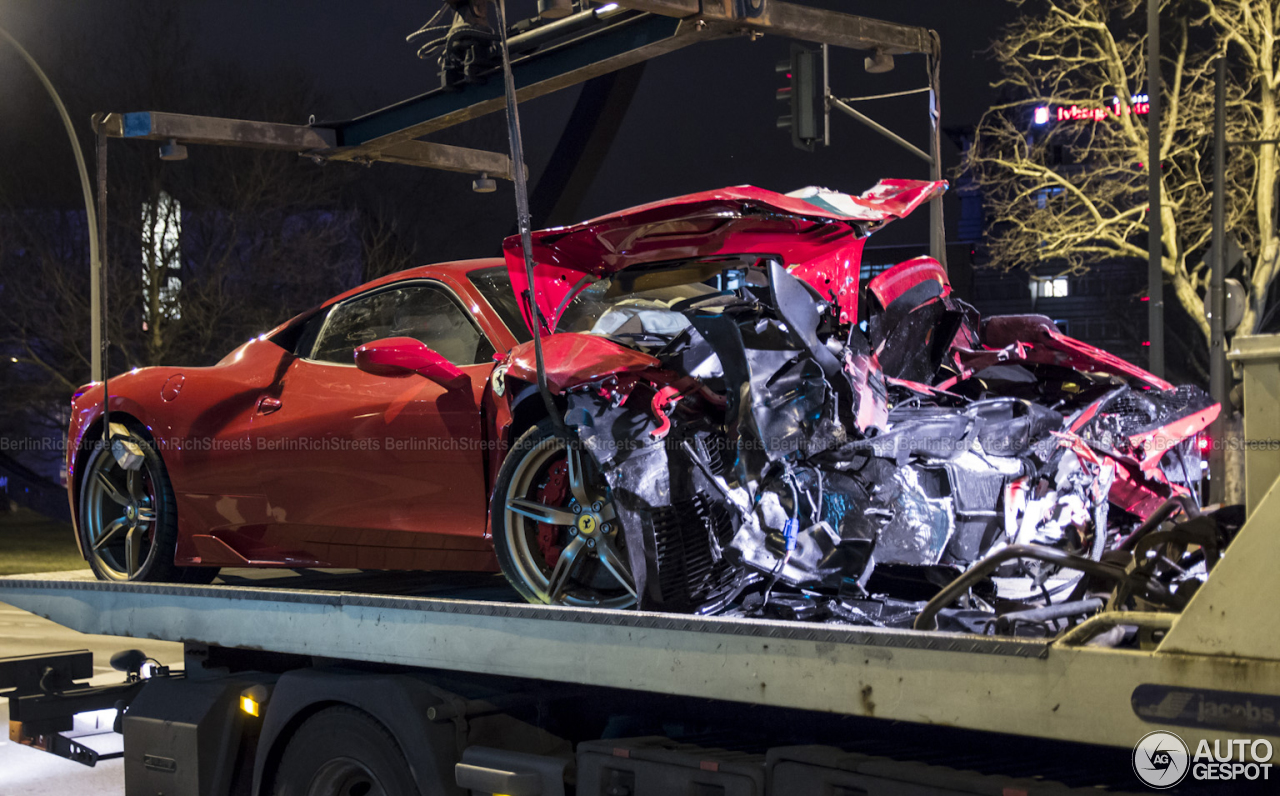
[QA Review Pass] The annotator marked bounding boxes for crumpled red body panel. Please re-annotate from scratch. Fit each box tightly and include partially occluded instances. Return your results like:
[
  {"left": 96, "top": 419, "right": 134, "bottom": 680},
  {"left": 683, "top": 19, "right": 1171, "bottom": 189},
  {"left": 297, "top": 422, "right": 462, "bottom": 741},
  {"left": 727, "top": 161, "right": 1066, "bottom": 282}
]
[
  {"left": 785, "top": 237, "right": 867, "bottom": 325},
  {"left": 504, "top": 333, "right": 660, "bottom": 394},
  {"left": 1129, "top": 404, "right": 1220, "bottom": 470},
  {"left": 982, "top": 315, "right": 1174, "bottom": 391},
  {"left": 867, "top": 256, "right": 950, "bottom": 311}
]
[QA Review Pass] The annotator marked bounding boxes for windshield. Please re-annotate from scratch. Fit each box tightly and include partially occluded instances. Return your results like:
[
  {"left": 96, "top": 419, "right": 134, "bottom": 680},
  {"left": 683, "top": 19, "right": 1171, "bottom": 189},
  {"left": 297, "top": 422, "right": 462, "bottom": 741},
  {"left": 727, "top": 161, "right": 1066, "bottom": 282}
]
[
  {"left": 556, "top": 256, "right": 762, "bottom": 340},
  {"left": 558, "top": 280, "right": 728, "bottom": 342}
]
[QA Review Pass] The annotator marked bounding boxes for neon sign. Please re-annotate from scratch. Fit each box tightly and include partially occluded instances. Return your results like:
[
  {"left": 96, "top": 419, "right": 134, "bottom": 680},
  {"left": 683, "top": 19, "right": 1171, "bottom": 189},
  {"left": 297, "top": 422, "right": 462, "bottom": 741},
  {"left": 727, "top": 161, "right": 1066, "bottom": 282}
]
[{"left": 1034, "top": 94, "right": 1149, "bottom": 125}]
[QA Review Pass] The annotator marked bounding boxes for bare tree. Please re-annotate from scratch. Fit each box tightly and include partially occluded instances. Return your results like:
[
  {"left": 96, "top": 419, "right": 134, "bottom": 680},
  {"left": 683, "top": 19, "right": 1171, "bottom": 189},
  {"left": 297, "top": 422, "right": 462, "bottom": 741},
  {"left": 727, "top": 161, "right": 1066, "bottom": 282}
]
[
  {"left": 1201, "top": 1, "right": 1280, "bottom": 335},
  {"left": 962, "top": 0, "right": 1278, "bottom": 374}
]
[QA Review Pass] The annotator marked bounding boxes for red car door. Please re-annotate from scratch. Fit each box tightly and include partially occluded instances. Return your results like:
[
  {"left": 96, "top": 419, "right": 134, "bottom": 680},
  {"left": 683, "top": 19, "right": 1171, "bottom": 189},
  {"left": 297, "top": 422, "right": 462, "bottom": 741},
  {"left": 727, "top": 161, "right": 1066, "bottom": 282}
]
[{"left": 247, "top": 279, "right": 496, "bottom": 571}]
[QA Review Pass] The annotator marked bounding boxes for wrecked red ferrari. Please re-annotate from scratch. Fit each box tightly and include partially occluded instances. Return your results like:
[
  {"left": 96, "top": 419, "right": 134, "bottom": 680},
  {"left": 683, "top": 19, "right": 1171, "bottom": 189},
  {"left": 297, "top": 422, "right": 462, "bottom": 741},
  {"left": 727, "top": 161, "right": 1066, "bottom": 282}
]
[
  {"left": 490, "top": 179, "right": 1217, "bottom": 628},
  {"left": 66, "top": 179, "right": 1216, "bottom": 636}
]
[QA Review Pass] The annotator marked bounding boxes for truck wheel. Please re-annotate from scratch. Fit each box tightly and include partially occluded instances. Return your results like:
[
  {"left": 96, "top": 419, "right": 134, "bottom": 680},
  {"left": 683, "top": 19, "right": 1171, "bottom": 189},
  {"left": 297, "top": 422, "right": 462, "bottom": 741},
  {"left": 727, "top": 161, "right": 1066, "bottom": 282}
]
[
  {"left": 491, "top": 418, "right": 638, "bottom": 609},
  {"left": 271, "top": 706, "right": 418, "bottom": 796},
  {"left": 77, "top": 423, "right": 218, "bottom": 584}
]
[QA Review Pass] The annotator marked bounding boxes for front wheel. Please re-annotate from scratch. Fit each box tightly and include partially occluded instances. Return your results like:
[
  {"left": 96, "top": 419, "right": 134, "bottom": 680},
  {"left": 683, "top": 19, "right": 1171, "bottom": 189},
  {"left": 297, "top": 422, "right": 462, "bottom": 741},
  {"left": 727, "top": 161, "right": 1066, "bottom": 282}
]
[
  {"left": 491, "top": 418, "right": 637, "bottom": 609},
  {"left": 77, "top": 423, "right": 218, "bottom": 583}
]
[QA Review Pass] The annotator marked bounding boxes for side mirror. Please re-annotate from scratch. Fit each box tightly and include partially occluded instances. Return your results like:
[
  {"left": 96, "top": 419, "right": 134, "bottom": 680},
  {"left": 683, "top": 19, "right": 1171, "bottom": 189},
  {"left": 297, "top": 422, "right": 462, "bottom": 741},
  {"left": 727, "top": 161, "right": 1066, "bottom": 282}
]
[{"left": 354, "top": 337, "right": 470, "bottom": 389}]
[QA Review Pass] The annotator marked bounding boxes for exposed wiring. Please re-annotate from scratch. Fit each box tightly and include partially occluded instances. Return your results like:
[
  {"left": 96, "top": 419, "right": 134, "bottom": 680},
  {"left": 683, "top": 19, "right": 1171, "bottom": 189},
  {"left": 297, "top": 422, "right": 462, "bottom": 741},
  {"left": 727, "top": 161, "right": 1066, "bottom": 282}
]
[
  {"left": 761, "top": 545, "right": 793, "bottom": 608},
  {"left": 794, "top": 463, "right": 824, "bottom": 521},
  {"left": 761, "top": 465, "right": 802, "bottom": 609}
]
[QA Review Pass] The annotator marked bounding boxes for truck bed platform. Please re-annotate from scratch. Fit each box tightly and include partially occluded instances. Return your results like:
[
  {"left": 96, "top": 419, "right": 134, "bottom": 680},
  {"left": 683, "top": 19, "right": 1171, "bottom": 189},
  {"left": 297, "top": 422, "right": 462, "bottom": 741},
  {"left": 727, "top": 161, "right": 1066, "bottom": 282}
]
[{"left": 5, "top": 564, "right": 1279, "bottom": 754}]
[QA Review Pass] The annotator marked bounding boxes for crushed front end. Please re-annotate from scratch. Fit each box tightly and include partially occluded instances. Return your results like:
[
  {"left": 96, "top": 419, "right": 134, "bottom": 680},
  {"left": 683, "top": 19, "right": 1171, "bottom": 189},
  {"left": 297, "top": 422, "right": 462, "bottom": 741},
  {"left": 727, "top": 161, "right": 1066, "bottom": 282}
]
[{"left": 496, "top": 180, "right": 1220, "bottom": 639}]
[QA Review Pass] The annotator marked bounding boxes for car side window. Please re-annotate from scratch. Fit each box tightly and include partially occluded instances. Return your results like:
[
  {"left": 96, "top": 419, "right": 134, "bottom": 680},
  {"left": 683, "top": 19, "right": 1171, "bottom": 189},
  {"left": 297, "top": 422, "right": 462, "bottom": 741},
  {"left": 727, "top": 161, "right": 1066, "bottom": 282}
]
[
  {"left": 291, "top": 309, "right": 330, "bottom": 357},
  {"left": 310, "top": 282, "right": 495, "bottom": 366}
]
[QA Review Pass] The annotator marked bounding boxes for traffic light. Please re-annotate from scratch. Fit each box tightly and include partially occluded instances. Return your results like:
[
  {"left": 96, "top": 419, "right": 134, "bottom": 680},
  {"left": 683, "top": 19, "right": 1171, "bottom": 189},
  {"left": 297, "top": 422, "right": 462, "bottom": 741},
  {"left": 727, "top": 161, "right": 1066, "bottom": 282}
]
[{"left": 776, "top": 43, "right": 819, "bottom": 152}]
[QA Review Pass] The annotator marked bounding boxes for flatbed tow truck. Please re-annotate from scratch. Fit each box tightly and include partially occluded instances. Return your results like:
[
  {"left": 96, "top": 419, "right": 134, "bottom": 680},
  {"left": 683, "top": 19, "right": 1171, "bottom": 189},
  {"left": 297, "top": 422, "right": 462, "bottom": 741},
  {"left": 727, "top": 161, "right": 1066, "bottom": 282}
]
[
  {"left": 4, "top": 443, "right": 1280, "bottom": 794},
  {"left": 6, "top": 2, "right": 1280, "bottom": 792}
]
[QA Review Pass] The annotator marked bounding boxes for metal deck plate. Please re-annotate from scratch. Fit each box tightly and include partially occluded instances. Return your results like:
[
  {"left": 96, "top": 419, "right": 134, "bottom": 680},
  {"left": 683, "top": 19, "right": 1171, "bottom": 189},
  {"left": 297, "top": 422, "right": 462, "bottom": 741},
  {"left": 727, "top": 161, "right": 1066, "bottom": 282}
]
[
  {"left": 7, "top": 570, "right": 1280, "bottom": 751},
  {"left": 0, "top": 572, "right": 1050, "bottom": 659}
]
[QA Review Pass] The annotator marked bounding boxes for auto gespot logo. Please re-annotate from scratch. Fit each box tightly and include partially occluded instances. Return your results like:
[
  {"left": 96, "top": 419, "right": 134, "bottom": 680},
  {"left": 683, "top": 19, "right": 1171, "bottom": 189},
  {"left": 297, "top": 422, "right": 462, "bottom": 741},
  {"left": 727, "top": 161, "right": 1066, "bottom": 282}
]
[{"left": 1132, "top": 730, "right": 1274, "bottom": 789}]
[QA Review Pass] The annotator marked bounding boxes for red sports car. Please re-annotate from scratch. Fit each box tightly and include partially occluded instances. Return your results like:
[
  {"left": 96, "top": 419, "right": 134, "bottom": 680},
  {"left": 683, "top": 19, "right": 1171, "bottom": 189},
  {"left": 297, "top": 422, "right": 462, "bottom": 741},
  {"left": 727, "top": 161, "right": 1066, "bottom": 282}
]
[{"left": 67, "top": 180, "right": 1215, "bottom": 629}]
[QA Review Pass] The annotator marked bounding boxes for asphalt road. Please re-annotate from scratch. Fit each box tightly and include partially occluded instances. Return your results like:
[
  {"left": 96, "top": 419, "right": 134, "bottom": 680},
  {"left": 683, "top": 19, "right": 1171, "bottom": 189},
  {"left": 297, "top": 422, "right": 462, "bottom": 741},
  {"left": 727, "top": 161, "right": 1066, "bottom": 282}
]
[{"left": 0, "top": 571, "right": 184, "bottom": 796}]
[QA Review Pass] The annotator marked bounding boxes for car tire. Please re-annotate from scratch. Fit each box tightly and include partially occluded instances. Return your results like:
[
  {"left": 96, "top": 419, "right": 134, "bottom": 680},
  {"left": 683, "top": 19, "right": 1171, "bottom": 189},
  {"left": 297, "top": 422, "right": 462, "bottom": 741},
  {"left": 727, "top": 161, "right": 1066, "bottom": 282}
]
[
  {"left": 77, "top": 422, "right": 219, "bottom": 584},
  {"left": 269, "top": 706, "right": 419, "bottom": 796},
  {"left": 491, "top": 418, "right": 637, "bottom": 609}
]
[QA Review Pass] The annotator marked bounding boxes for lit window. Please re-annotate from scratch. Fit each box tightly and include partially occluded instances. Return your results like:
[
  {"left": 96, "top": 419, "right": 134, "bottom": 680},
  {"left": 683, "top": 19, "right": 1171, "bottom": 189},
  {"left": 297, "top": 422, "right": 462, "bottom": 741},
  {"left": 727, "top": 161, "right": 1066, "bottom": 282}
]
[{"left": 1031, "top": 276, "right": 1068, "bottom": 299}]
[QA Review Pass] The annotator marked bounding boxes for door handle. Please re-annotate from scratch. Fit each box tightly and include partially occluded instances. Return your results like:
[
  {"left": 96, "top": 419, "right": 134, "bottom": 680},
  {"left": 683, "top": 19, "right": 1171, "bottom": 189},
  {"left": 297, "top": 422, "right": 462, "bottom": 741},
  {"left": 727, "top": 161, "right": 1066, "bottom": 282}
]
[{"left": 256, "top": 396, "right": 282, "bottom": 415}]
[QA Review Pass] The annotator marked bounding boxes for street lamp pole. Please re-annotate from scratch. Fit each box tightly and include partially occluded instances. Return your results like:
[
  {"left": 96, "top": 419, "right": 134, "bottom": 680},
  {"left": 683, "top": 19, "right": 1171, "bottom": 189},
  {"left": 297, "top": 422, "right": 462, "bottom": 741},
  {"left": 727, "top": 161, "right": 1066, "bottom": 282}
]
[
  {"left": 0, "top": 25, "right": 102, "bottom": 381},
  {"left": 1146, "top": 0, "right": 1165, "bottom": 378},
  {"left": 1209, "top": 58, "right": 1227, "bottom": 502}
]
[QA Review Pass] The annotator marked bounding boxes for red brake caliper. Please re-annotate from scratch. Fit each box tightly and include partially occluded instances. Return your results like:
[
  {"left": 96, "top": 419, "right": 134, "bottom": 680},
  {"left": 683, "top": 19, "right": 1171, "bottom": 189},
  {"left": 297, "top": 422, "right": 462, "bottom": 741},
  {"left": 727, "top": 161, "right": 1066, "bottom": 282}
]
[{"left": 535, "top": 459, "right": 569, "bottom": 568}]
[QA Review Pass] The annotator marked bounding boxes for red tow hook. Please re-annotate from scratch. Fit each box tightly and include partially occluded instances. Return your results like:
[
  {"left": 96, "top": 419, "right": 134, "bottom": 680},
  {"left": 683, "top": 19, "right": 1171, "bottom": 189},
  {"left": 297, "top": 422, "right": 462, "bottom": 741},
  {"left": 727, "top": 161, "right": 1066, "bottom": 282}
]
[{"left": 650, "top": 386, "right": 683, "bottom": 440}]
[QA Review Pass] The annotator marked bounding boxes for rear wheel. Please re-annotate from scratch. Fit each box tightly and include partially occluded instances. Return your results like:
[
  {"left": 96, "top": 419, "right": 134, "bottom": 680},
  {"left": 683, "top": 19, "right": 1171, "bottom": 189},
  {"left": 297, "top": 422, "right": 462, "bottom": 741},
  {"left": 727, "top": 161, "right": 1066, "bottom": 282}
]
[
  {"left": 270, "top": 706, "right": 418, "bottom": 796},
  {"left": 77, "top": 423, "right": 218, "bottom": 583},
  {"left": 492, "top": 418, "right": 637, "bottom": 608}
]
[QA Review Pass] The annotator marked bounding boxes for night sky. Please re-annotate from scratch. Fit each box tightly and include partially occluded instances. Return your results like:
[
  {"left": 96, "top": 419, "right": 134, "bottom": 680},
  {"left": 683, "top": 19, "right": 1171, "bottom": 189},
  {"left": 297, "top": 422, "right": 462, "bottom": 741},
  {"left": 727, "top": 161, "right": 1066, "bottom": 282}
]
[{"left": 0, "top": 1, "right": 1019, "bottom": 253}]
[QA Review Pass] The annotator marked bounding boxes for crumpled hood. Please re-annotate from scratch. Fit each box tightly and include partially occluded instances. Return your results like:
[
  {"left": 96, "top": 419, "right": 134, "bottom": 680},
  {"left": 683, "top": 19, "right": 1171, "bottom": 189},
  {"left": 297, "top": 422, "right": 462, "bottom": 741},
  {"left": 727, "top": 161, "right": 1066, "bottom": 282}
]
[{"left": 503, "top": 179, "right": 947, "bottom": 333}]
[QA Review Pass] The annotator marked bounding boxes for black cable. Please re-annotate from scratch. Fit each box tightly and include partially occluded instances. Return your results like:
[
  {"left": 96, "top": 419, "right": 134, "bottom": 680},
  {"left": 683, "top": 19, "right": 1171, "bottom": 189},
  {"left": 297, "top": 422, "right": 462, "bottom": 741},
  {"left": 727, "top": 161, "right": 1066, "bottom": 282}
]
[
  {"left": 761, "top": 464, "right": 802, "bottom": 610},
  {"left": 407, "top": 2, "right": 455, "bottom": 59},
  {"left": 912, "top": 544, "right": 1182, "bottom": 631},
  {"left": 406, "top": 2, "right": 450, "bottom": 42}
]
